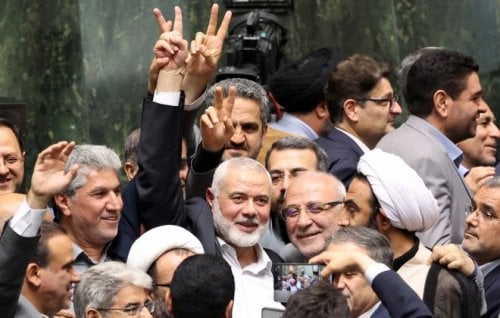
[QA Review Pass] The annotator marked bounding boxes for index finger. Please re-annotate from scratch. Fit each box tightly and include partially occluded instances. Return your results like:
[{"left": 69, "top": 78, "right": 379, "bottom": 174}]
[
  {"left": 153, "top": 8, "right": 171, "bottom": 33},
  {"left": 223, "top": 86, "right": 237, "bottom": 116},
  {"left": 172, "top": 6, "right": 183, "bottom": 35}
]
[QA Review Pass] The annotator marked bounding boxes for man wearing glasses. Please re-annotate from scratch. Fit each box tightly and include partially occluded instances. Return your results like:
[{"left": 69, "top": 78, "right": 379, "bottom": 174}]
[
  {"left": 315, "top": 54, "right": 402, "bottom": 188},
  {"left": 462, "top": 177, "right": 500, "bottom": 318},
  {"left": 279, "top": 171, "right": 345, "bottom": 262},
  {"left": 74, "top": 261, "right": 155, "bottom": 318},
  {"left": 377, "top": 48, "right": 487, "bottom": 247}
]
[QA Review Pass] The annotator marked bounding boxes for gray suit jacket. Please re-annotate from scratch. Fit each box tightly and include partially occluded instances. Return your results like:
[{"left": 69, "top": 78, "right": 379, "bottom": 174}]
[
  {"left": 377, "top": 115, "right": 472, "bottom": 246},
  {"left": 0, "top": 223, "right": 40, "bottom": 318},
  {"left": 15, "top": 295, "right": 43, "bottom": 318}
]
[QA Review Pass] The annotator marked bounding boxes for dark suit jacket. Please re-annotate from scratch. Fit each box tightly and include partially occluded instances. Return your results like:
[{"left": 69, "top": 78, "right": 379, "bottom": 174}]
[
  {"left": 110, "top": 97, "right": 229, "bottom": 261},
  {"left": 315, "top": 128, "right": 364, "bottom": 187},
  {"left": 371, "top": 270, "right": 433, "bottom": 318},
  {"left": 483, "top": 264, "right": 500, "bottom": 318},
  {"left": 0, "top": 224, "right": 39, "bottom": 318}
]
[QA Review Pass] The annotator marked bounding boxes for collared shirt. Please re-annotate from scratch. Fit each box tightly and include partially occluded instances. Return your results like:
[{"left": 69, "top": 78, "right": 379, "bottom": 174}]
[
  {"left": 480, "top": 258, "right": 500, "bottom": 278},
  {"left": 359, "top": 301, "right": 382, "bottom": 318},
  {"left": 217, "top": 237, "right": 284, "bottom": 318},
  {"left": 271, "top": 113, "right": 318, "bottom": 140},
  {"left": 335, "top": 127, "right": 371, "bottom": 153},
  {"left": 418, "top": 117, "right": 464, "bottom": 169},
  {"left": 72, "top": 243, "right": 111, "bottom": 276}
]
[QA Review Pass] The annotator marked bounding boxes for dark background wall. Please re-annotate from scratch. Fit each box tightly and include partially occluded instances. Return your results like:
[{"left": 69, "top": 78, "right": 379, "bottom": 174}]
[{"left": 0, "top": 0, "right": 499, "bottom": 185}]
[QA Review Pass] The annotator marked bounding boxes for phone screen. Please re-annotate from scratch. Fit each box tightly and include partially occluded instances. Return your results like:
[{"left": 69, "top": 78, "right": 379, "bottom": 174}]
[{"left": 272, "top": 263, "right": 329, "bottom": 303}]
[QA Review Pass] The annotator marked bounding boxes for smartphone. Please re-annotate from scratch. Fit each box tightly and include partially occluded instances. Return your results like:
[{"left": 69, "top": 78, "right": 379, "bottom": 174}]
[
  {"left": 272, "top": 263, "right": 329, "bottom": 303},
  {"left": 261, "top": 307, "right": 284, "bottom": 318}
]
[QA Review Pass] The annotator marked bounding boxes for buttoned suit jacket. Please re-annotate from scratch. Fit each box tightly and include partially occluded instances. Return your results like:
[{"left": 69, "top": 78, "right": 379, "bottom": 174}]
[
  {"left": 483, "top": 264, "right": 500, "bottom": 318},
  {"left": 377, "top": 115, "right": 472, "bottom": 246},
  {"left": 0, "top": 223, "right": 39, "bottom": 318},
  {"left": 315, "top": 128, "right": 364, "bottom": 187}
]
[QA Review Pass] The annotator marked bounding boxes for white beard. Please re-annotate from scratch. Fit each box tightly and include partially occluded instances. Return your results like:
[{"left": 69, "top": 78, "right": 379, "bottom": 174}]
[{"left": 212, "top": 199, "right": 268, "bottom": 247}]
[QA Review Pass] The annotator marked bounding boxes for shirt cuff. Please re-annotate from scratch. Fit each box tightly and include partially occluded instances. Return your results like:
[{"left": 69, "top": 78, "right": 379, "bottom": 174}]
[
  {"left": 153, "top": 91, "right": 181, "bottom": 106},
  {"left": 365, "top": 263, "right": 391, "bottom": 285},
  {"left": 10, "top": 199, "right": 47, "bottom": 237}
]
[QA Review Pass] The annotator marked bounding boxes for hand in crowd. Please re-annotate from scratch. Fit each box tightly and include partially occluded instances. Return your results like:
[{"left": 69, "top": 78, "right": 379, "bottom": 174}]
[
  {"left": 430, "top": 244, "right": 475, "bottom": 277},
  {"left": 148, "top": 6, "right": 188, "bottom": 93},
  {"left": 182, "top": 4, "right": 231, "bottom": 103},
  {"left": 27, "top": 141, "right": 78, "bottom": 209},
  {"left": 309, "top": 244, "right": 378, "bottom": 279},
  {"left": 148, "top": 4, "right": 232, "bottom": 101},
  {"left": 200, "top": 86, "right": 236, "bottom": 152},
  {"left": 465, "top": 166, "right": 496, "bottom": 194},
  {"left": 52, "top": 308, "right": 76, "bottom": 318}
]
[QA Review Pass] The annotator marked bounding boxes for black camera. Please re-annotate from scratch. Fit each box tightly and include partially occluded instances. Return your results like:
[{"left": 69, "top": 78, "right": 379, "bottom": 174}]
[{"left": 216, "top": 0, "right": 293, "bottom": 84}]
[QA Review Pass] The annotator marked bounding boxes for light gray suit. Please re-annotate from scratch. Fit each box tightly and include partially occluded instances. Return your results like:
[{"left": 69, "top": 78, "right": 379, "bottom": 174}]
[{"left": 377, "top": 115, "right": 472, "bottom": 247}]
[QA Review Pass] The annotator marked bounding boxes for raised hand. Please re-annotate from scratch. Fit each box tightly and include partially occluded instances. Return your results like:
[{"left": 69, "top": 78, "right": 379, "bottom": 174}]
[
  {"left": 183, "top": 4, "right": 232, "bottom": 102},
  {"left": 200, "top": 86, "right": 236, "bottom": 152},
  {"left": 148, "top": 6, "right": 189, "bottom": 93},
  {"left": 430, "top": 244, "right": 475, "bottom": 276},
  {"left": 27, "top": 141, "right": 78, "bottom": 209}
]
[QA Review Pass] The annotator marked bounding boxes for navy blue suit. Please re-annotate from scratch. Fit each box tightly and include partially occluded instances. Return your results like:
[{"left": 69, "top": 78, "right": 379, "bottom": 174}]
[
  {"left": 483, "top": 265, "right": 500, "bottom": 318},
  {"left": 315, "top": 128, "right": 364, "bottom": 187},
  {"left": 371, "top": 270, "right": 433, "bottom": 318}
]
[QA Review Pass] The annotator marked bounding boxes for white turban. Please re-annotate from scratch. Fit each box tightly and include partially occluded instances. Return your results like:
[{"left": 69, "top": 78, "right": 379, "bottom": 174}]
[
  {"left": 127, "top": 225, "right": 204, "bottom": 272},
  {"left": 357, "top": 149, "right": 439, "bottom": 232}
]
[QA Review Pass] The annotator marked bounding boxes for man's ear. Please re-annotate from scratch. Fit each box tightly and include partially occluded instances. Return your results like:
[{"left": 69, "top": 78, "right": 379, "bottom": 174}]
[
  {"left": 376, "top": 209, "right": 392, "bottom": 232},
  {"left": 432, "top": 90, "right": 449, "bottom": 118},
  {"left": 86, "top": 308, "right": 102, "bottom": 318},
  {"left": 166, "top": 291, "right": 174, "bottom": 315},
  {"left": 25, "top": 263, "right": 42, "bottom": 287},
  {"left": 54, "top": 194, "right": 72, "bottom": 217},
  {"left": 123, "top": 161, "right": 138, "bottom": 181},
  {"left": 206, "top": 188, "right": 215, "bottom": 209},
  {"left": 315, "top": 101, "right": 330, "bottom": 119},
  {"left": 225, "top": 300, "right": 234, "bottom": 318},
  {"left": 343, "top": 99, "right": 359, "bottom": 122},
  {"left": 261, "top": 122, "right": 268, "bottom": 137}
]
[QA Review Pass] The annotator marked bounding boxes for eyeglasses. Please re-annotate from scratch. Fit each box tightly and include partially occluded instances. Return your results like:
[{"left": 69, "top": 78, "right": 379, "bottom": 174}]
[
  {"left": 357, "top": 94, "right": 399, "bottom": 111},
  {"left": 97, "top": 302, "right": 155, "bottom": 316},
  {"left": 464, "top": 204, "right": 499, "bottom": 222},
  {"left": 280, "top": 201, "right": 343, "bottom": 219}
]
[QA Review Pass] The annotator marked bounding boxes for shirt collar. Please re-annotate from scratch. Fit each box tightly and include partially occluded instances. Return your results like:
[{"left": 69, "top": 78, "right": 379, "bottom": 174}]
[
  {"left": 271, "top": 113, "right": 319, "bottom": 140},
  {"left": 217, "top": 236, "right": 272, "bottom": 273},
  {"left": 479, "top": 258, "right": 500, "bottom": 277},
  {"left": 335, "top": 127, "right": 371, "bottom": 153},
  {"left": 418, "top": 117, "right": 464, "bottom": 167}
]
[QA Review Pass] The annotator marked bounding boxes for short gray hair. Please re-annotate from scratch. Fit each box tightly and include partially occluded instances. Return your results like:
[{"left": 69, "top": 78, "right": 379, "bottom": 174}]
[
  {"left": 211, "top": 157, "right": 271, "bottom": 196},
  {"left": 63, "top": 145, "right": 121, "bottom": 196},
  {"left": 206, "top": 78, "right": 270, "bottom": 125},
  {"left": 74, "top": 261, "right": 153, "bottom": 318},
  {"left": 483, "top": 177, "right": 500, "bottom": 189},
  {"left": 329, "top": 227, "right": 393, "bottom": 268}
]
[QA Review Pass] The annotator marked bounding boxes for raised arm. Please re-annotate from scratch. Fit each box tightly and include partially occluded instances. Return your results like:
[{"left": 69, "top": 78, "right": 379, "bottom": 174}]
[{"left": 0, "top": 141, "right": 78, "bottom": 316}]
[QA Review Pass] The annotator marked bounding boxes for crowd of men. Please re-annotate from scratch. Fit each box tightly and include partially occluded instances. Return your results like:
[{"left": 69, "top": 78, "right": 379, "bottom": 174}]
[{"left": 0, "top": 3, "right": 499, "bottom": 318}]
